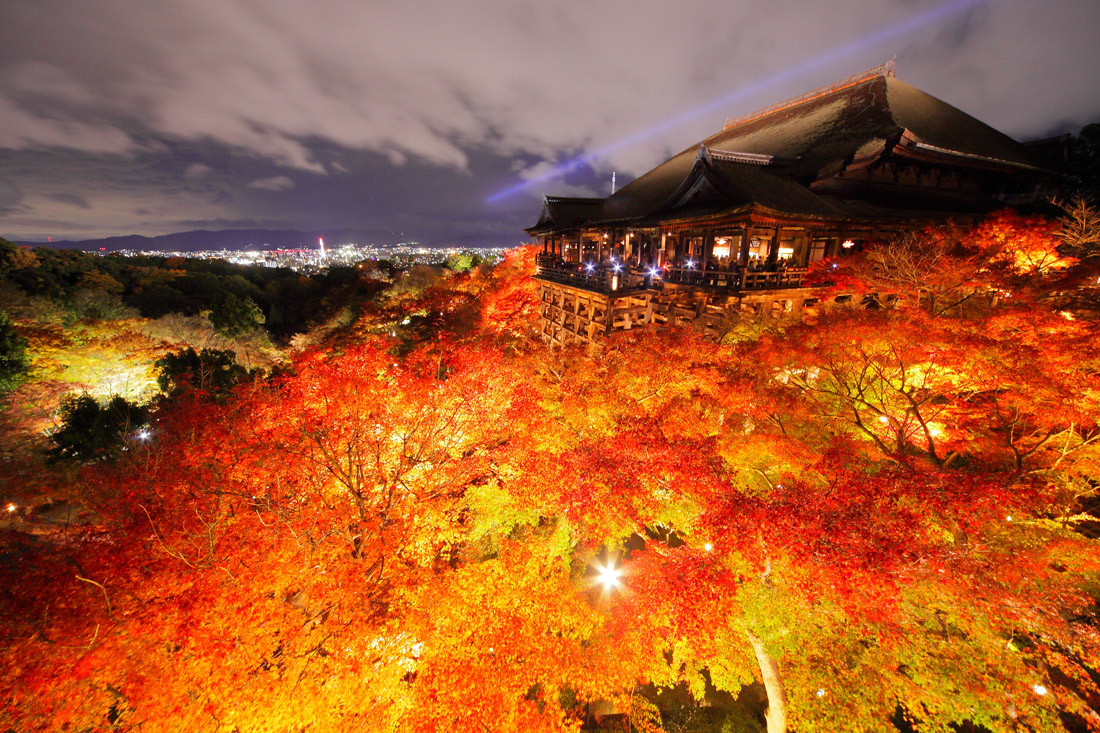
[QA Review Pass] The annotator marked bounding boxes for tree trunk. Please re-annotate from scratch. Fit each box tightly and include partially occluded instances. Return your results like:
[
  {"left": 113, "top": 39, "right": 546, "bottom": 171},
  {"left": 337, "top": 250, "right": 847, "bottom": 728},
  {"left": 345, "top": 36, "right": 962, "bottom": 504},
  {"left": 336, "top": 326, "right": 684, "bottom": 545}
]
[{"left": 747, "top": 631, "right": 788, "bottom": 733}]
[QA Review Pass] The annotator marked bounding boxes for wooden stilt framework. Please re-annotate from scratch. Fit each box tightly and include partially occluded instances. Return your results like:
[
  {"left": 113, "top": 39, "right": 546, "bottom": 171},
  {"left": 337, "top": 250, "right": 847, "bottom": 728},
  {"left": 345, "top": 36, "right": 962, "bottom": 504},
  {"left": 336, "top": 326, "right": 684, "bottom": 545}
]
[{"left": 535, "top": 275, "right": 846, "bottom": 348}]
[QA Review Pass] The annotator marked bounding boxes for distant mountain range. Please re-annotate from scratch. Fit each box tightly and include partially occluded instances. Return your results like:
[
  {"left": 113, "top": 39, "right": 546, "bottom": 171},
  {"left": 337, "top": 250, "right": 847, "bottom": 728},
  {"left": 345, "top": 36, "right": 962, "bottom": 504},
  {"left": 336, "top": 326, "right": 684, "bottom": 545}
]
[{"left": 13, "top": 229, "right": 435, "bottom": 252}]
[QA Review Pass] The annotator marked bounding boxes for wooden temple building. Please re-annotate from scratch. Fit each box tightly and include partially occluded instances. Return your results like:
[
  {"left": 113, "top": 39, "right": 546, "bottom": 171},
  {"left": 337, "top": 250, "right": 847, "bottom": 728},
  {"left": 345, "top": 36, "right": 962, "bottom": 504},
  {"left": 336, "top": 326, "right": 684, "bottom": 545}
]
[{"left": 528, "top": 61, "right": 1053, "bottom": 346}]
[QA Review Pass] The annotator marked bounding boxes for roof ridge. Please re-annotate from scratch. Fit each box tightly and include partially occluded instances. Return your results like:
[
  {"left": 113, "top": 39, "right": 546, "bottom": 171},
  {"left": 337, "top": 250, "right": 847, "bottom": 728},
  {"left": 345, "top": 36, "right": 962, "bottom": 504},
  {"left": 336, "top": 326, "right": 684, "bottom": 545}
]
[
  {"left": 705, "top": 147, "right": 800, "bottom": 166},
  {"left": 722, "top": 58, "right": 896, "bottom": 131}
]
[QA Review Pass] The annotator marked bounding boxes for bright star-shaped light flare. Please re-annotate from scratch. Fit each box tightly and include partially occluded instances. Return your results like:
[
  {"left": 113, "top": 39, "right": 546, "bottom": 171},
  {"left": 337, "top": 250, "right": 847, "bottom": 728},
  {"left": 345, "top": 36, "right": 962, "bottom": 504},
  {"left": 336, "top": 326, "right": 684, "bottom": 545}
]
[{"left": 595, "top": 561, "right": 623, "bottom": 593}]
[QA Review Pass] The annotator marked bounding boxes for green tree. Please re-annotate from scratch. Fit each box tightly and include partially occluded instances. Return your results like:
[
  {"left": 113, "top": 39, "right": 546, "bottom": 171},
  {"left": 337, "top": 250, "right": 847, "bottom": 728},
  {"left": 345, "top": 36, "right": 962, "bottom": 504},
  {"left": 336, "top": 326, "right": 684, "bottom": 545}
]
[
  {"left": 208, "top": 293, "right": 265, "bottom": 340},
  {"left": 1069, "top": 122, "right": 1100, "bottom": 197},
  {"left": 0, "top": 237, "right": 16, "bottom": 265},
  {"left": 0, "top": 311, "right": 29, "bottom": 392},
  {"left": 445, "top": 251, "right": 483, "bottom": 271},
  {"left": 155, "top": 347, "right": 254, "bottom": 399},
  {"left": 50, "top": 394, "right": 149, "bottom": 463}
]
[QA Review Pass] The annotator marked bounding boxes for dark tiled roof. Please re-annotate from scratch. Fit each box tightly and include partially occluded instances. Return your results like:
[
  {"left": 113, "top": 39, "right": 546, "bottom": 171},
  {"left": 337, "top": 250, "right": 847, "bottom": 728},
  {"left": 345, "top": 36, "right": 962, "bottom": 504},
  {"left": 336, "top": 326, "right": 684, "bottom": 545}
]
[
  {"left": 527, "top": 67, "right": 1045, "bottom": 233},
  {"left": 886, "top": 78, "right": 1041, "bottom": 169},
  {"left": 529, "top": 197, "right": 605, "bottom": 233},
  {"left": 703, "top": 158, "right": 850, "bottom": 219}
]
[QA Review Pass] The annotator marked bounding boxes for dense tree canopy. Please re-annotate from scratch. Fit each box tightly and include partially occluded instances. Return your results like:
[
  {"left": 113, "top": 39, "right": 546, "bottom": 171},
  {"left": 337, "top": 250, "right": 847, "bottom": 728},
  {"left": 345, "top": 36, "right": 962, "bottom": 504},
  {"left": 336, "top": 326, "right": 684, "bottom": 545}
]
[
  {"left": 1, "top": 216, "right": 1099, "bottom": 731},
  {"left": 0, "top": 311, "right": 28, "bottom": 392}
]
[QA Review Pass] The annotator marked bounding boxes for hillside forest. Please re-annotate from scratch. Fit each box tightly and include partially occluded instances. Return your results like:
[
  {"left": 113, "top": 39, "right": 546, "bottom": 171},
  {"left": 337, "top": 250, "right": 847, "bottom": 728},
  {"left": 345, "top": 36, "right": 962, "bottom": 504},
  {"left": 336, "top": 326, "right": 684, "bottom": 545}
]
[{"left": 1, "top": 203, "right": 1099, "bottom": 732}]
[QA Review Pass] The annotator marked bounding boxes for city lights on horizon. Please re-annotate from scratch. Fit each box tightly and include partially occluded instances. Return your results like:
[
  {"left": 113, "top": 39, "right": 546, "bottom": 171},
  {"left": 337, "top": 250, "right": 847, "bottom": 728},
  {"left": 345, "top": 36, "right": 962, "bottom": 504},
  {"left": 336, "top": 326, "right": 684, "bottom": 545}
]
[{"left": 89, "top": 242, "right": 509, "bottom": 275}]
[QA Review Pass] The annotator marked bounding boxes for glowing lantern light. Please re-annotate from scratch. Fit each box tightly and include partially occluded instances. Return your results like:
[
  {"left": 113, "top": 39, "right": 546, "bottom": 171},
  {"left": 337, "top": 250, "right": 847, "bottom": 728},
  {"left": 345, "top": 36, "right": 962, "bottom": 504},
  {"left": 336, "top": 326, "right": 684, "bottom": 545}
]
[
  {"left": 842, "top": 240, "right": 855, "bottom": 248},
  {"left": 704, "top": 543, "right": 713, "bottom": 552},
  {"left": 816, "top": 688, "right": 826, "bottom": 698},
  {"left": 1033, "top": 684, "right": 1048, "bottom": 696},
  {"left": 595, "top": 561, "right": 623, "bottom": 593}
]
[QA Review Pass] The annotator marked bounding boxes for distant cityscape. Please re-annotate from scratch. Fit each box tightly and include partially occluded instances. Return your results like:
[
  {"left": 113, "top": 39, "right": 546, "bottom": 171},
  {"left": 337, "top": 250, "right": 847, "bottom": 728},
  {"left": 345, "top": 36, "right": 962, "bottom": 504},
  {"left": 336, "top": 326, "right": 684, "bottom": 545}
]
[{"left": 93, "top": 241, "right": 512, "bottom": 274}]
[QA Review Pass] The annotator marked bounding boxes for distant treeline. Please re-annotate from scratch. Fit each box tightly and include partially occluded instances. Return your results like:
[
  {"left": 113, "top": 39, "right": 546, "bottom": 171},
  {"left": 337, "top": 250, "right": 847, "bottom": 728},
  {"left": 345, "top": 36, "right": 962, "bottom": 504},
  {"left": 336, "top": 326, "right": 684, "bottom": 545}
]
[{"left": 0, "top": 238, "right": 389, "bottom": 337}]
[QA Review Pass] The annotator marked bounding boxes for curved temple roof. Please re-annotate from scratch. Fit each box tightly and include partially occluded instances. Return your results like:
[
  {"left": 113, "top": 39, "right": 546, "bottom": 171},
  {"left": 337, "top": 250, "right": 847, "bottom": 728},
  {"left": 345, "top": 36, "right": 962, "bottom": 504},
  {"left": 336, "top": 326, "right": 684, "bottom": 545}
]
[{"left": 529, "top": 63, "right": 1045, "bottom": 234}]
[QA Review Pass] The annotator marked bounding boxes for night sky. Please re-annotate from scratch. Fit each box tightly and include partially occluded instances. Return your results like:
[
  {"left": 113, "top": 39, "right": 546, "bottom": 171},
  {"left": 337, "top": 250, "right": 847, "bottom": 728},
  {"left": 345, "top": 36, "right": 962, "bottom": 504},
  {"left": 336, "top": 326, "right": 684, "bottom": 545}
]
[{"left": 1, "top": 0, "right": 1098, "bottom": 247}]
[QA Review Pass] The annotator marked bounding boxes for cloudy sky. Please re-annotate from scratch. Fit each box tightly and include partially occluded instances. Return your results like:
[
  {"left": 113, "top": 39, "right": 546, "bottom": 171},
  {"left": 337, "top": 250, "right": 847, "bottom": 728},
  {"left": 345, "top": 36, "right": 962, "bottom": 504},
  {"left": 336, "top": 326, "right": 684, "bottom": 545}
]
[{"left": 1, "top": 0, "right": 1098, "bottom": 246}]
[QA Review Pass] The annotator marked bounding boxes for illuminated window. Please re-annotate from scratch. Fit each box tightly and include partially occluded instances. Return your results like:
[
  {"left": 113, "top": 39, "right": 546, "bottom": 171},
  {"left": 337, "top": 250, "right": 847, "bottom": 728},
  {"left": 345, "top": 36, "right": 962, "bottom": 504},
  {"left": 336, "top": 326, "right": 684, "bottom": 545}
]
[{"left": 748, "top": 238, "right": 764, "bottom": 259}]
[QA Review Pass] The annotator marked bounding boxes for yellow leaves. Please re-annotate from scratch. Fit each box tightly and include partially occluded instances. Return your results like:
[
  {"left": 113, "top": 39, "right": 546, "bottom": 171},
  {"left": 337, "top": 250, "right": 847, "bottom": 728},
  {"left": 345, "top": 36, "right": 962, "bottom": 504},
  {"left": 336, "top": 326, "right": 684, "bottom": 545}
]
[
  {"left": 26, "top": 318, "right": 171, "bottom": 400},
  {"left": 467, "top": 478, "right": 542, "bottom": 544}
]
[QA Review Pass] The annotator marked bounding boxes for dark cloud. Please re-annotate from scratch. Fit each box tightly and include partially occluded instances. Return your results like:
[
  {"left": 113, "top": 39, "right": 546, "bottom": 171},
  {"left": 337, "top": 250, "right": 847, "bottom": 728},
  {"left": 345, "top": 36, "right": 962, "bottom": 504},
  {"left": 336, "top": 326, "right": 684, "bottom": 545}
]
[
  {"left": 45, "top": 193, "right": 90, "bottom": 209},
  {"left": 247, "top": 175, "right": 295, "bottom": 191},
  {"left": 0, "top": 0, "right": 1098, "bottom": 244},
  {"left": 0, "top": 177, "right": 24, "bottom": 216}
]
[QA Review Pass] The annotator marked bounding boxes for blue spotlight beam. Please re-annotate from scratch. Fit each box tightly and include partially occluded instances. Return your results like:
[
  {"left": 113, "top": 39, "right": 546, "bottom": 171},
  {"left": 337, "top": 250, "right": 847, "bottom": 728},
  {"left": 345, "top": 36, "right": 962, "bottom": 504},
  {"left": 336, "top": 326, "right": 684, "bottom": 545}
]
[{"left": 487, "top": 0, "right": 990, "bottom": 203}]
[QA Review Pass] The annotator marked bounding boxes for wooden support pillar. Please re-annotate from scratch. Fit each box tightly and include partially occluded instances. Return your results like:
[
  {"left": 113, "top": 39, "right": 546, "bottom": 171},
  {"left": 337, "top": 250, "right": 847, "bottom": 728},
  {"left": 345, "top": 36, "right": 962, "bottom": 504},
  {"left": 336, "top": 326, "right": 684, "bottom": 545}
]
[
  {"left": 766, "top": 227, "right": 780, "bottom": 268},
  {"left": 797, "top": 234, "right": 810, "bottom": 267},
  {"left": 658, "top": 232, "right": 667, "bottom": 267},
  {"left": 738, "top": 226, "right": 750, "bottom": 266},
  {"left": 702, "top": 231, "right": 715, "bottom": 272}
]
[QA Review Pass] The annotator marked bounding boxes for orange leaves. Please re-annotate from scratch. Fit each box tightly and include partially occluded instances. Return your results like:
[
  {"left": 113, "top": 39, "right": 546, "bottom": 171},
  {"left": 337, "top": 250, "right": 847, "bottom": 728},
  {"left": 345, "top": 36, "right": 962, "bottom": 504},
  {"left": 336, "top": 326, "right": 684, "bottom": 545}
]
[
  {"left": 744, "top": 300, "right": 1100, "bottom": 474},
  {"left": 965, "top": 209, "right": 1070, "bottom": 276},
  {"left": 478, "top": 245, "right": 543, "bottom": 339},
  {"left": 812, "top": 210, "right": 1087, "bottom": 317},
  {"left": 3, "top": 224, "right": 1100, "bottom": 730},
  {"left": 399, "top": 540, "right": 604, "bottom": 731}
]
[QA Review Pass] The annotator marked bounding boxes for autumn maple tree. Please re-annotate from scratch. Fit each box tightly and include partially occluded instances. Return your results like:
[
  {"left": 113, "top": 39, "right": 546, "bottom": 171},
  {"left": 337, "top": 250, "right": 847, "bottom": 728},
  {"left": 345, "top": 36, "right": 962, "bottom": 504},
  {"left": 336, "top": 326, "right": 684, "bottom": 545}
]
[{"left": 0, "top": 219, "right": 1098, "bottom": 732}]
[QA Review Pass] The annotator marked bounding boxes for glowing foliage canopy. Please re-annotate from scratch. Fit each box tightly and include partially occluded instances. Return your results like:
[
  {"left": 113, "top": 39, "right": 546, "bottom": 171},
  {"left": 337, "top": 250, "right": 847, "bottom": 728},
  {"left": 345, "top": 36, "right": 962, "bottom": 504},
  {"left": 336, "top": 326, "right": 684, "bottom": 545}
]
[{"left": 2, "top": 215, "right": 1100, "bottom": 731}]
